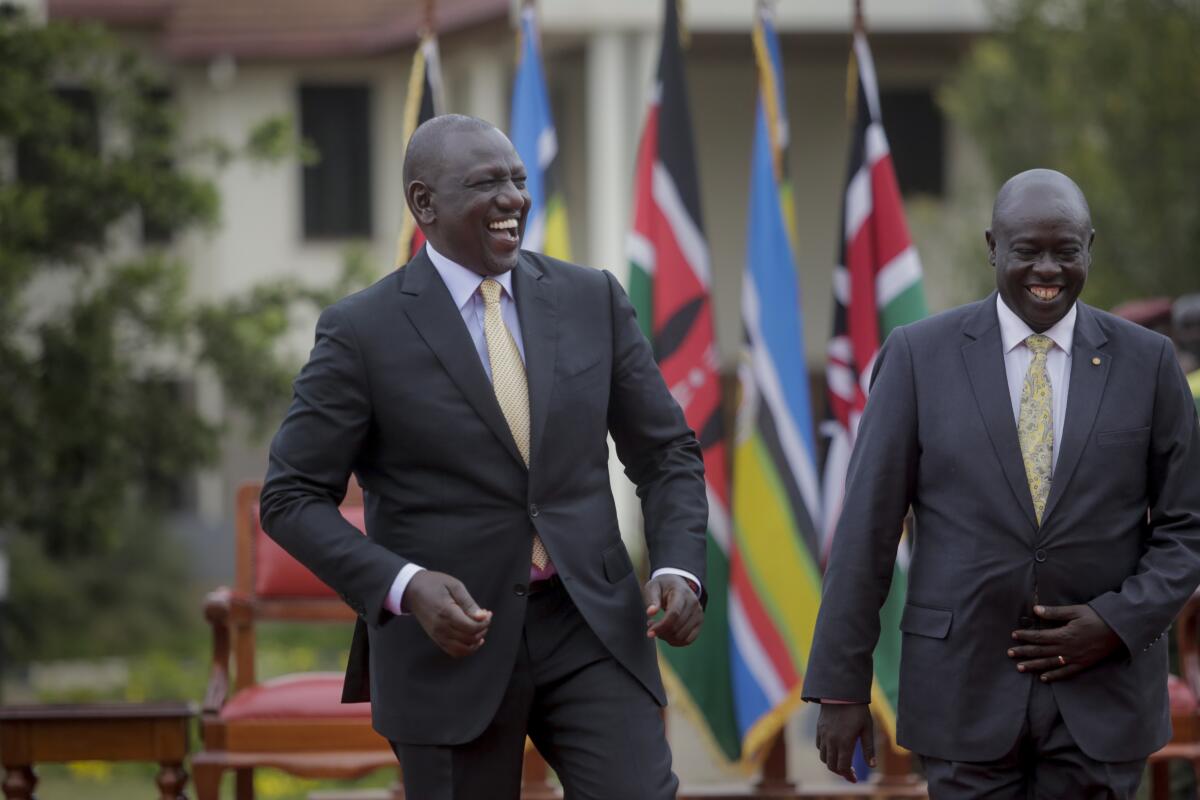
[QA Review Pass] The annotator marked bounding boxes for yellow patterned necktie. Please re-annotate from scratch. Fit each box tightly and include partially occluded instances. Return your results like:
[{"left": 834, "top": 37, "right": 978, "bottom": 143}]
[
  {"left": 478, "top": 278, "right": 549, "bottom": 569},
  {"left": 1018, "top": 334, "right": 1055, "bottom": 524}
]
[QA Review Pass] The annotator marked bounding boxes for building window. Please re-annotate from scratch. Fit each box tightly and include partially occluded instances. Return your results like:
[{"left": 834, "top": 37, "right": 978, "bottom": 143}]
[
  {"left": 299, "top": 84, "right": 372, "bottom": 238},
  {"left": 879, "top": 87, "right": 944, "bottom": 198}
]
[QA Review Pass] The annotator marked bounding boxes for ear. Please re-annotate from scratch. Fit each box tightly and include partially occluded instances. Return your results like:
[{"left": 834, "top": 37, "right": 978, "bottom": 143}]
[
  {"left": 984, "top": 229, "right": 997, "bottom": 266},
  {"left": 406, "top": 180, "right": 436, "bottom": 226}
]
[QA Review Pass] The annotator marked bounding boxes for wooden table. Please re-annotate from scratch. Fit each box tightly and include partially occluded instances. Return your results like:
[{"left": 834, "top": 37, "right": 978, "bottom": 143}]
[{"left": 0, "top": 702, "right": 194, "bottom": 800}]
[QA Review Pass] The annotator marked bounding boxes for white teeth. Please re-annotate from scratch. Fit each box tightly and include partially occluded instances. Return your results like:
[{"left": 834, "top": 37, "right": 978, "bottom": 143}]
[
  {"left": 488, "top": 219, "right": 518, "bottom": 231},
  {"left": 1028, "top": 286, "right": 1060, "bottom": 301}
]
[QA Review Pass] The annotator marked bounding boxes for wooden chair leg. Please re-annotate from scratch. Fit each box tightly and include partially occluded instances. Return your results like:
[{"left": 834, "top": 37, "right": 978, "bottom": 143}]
[
  {"left": 192, "top": 762, "right": 223, "bottom": 800},
  {"left": 235, "top": 767, "right": 254, "bottom": 800},
  {"left": 1, "top": 766, "right": 37, "bottom": 800},
  {"left": 1149, "top": 759, "right": 1170, "bottom": 800},
  {"left": 755, "top": 732, "right": 793, "bottom": 793}
]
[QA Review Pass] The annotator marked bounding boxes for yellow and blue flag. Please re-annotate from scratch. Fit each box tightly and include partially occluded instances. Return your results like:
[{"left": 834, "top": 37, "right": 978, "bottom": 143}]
[{"left": 509, "top": 5, "right": 571, "bottom": 259}]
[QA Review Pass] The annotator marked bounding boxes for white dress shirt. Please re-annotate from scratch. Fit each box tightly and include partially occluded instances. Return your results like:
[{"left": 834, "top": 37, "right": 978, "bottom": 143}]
[
  {"left": 384, "top": 244, "right": 699, "bottom": 614},
  {"left": 996, "top": 294, "right": 1076, "bottom": 469}
]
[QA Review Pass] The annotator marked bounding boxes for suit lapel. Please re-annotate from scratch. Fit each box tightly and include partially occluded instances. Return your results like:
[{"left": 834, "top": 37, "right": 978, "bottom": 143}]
[
  {"left": 513, "top": 255, "right": 557, "bottom": 469},
  {"left": 1041, "top": 304, "right": 1110, "bottom": 525},
  {"left": 398, "top": 251, "right": 527, "bottom": 469},
  {"left": 961, "top": 295, "right": 1040, "bottom": 533}
]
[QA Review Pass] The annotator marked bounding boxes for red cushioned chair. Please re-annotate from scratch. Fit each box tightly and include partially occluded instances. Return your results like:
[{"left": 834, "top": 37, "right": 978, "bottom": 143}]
[
  {"left": 192, "top": 482, "right": 400, "bottom": 800},
  {"left": 1148, "top": 590, "right": 1200, "bottom": 800}
]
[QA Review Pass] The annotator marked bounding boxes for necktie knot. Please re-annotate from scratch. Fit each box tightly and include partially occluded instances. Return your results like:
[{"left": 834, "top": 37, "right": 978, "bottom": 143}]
[
  {"left": 479, "top": 278, "right": 502, "bottom": 307},
  {"left": 1026, "top": 334, "right": 1053, "bottom": 359}
]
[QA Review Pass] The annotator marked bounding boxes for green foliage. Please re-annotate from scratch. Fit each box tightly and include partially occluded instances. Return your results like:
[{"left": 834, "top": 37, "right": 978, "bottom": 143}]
[
  {"left": 0, "top": 13, "right": 371, "bottom": 664},
  {"left": 942, "top": 0, "right": 1200, "bottom": 307}
]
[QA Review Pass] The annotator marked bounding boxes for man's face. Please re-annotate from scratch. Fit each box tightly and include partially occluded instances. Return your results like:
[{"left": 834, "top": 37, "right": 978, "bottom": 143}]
[
  {"left": 420, "top": 127, "right": 530, "bottom": 277},
  {"left": 986, "top": 190, "right": 1093, "bottom": 333}
]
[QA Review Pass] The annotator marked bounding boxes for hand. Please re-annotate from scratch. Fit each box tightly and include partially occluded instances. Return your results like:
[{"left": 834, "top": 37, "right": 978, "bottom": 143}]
[
  {"left": 1008, "top": 604, "right": 1123, "bottom": 682},
  {"left": 643, "top": 574, "right": 703, "bottom": 646},
  {"left": 404, "top": 570, "right": 492, "bottom": 658},
  {"left": 816, "top": 703, "right": 876, "bottom": 783}
]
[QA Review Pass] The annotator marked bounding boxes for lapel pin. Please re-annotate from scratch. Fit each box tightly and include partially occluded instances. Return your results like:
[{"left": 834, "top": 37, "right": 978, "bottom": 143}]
[{"left": 1091, "top": 357, "right": 1101, "bottom": 366}]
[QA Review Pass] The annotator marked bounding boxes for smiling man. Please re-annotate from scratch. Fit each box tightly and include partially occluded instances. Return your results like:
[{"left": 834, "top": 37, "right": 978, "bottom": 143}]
[
  {"left": 259, "top": 115, "right": 707, "bottom": 799},
  {"left": 803, "top": 169, "right": 1200, "bottom": 798}
]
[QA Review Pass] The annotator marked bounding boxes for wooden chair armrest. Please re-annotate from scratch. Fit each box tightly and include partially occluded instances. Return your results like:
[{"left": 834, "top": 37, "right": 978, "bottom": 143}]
[{"left": 202, "top": 587, "right": 253, "bottom": 715}]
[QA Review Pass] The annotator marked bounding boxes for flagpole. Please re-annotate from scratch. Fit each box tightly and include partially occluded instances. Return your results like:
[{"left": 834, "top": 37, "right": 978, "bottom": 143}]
[
  {"left": 854, "top": 0, "right": 864, "bottom": 31},
  {"left": 424, "top": 0, "right": 436, "bottom": 35}
]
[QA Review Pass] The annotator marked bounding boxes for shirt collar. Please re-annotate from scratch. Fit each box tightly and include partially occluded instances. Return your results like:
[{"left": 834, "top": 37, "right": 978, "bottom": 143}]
[
  {"left": 996, "top": 294, "right": 1077, "bottom": 356},
  {"left": 425, "top": 242, "right": 515, "bottom": 311}
]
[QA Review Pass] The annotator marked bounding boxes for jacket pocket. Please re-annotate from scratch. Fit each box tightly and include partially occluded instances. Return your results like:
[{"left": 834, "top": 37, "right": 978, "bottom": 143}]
[
  {"left": 602, "top": 542, "right": 634, "bottom": 583},
  {"left": 899, "top": 603, "right": 953, "bottom": 639},
  {"left": 1096, "top": 426, "right": 1150, "bottom": 448}
]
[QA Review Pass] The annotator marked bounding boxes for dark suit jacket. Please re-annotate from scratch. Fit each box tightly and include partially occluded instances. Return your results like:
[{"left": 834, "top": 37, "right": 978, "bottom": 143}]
[
  {"left": 260, "top": 250, "right": 707, "bottom": 746},
  {"left": 803, "top": 294, "right": 1200, "bottom": 762}
]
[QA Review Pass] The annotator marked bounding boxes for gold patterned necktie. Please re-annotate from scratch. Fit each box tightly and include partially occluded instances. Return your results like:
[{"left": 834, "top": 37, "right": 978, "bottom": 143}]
[
  {"left": 1018, "top": 334, "right": 1055, "bottom": 524},
  {"left": 478, "top": 278, "right": 549, "bottom": 569}
]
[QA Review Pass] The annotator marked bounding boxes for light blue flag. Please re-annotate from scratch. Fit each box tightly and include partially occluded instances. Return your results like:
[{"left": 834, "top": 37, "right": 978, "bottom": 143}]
[{"left": 509, "top": 5, "right": 568, "bottom": 257}]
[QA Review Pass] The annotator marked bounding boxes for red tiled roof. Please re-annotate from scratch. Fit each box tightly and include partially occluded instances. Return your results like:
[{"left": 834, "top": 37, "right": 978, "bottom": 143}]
[{"left": 48, "top": 0, "right": 509, "bottom": 60}]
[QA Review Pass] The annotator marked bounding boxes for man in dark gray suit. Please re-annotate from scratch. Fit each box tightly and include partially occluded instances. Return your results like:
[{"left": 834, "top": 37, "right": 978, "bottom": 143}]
[
  {"left": 260, "top": 115, "right": 707, "bottom": 800},
  {"left": 804, "top": 169, "right": 1200, "bottom": 797}
]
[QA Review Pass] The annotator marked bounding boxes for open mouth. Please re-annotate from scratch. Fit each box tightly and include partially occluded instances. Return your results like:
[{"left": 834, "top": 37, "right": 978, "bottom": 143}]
[
  {"left": 1027, "top": 285, "right": 1061, "bottom": 302},
  {"left": 487, "top": 218, "right": 520, "bottom": 244}
]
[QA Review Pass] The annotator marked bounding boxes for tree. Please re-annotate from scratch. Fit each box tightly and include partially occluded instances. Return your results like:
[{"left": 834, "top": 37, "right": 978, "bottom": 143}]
[
  {"left": 0, "top": 13, "right": 369, "bottom": 663},
  {"left": 942, "top": 0, "right": 1200, "bottom": 308}
]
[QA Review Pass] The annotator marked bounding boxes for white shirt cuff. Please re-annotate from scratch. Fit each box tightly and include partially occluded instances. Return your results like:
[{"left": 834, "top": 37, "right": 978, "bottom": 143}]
[
  {"left": 385, "top": 563, "right": 426, "bottom": 615},
  {"left": 650, "top": 567, "right": 702, "bottom": 596}
]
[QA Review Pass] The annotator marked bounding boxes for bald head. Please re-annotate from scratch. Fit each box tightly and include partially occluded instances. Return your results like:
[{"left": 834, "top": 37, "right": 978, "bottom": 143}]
[
  {"left": 992, "top": 168, "right": 1092, "bottom": 234},
  {"left": 402, "top": 114, "right": 496, "bottom": 189},
  {"left": 402, "top": 113, "right": 530, "bottom": 277},
  {"left": 986, "top": 168, "right": 1094, "bottom": 333}
]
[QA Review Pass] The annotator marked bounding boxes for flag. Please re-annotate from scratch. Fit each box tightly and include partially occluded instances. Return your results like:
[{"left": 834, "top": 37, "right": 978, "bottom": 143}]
[
  {"left": 627, "top": 0, "right": 738, "bottom": 762},
  {"left": 396, "top": 31, "right": 445, "bottom": 267},
  {"left": 509, "top": 5, "right": 571, "bottom": 260},
  {"left": 820, "top": 25, "right": 929, "bottom": 742},
  {"left": 728, "top": 1, "right": 823, "bottom": 764}
]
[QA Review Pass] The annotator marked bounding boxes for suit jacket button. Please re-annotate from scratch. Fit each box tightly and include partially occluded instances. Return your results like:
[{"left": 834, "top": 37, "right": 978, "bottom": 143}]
[
  {"left": 514, "top": 583, "right": 528, "bottom": 596},
  {"left": 529, "top": 503, "right": 540, "bottom": 518},
  {"left": 1034, "top": 549, "right": 1047, "bottom": 563}
]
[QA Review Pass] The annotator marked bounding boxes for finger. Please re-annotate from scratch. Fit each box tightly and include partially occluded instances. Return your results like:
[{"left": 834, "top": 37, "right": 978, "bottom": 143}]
[
  {"left": 862, "top": 717, "right": 877, "bottom": 769},
  {"left": 649, "top": 605, "right": 681, "bottom": 637},
  {"left": 1011, "top": 628, "right": 1064, "bottom": 645},
  {"left": 678, "top": 615, "right": 703, "bottom": 646},
  {"left": 1007, "top": 645, "right": 1057, "bottom": 659},
  {"left": 1015, "top": 657, "right": 1068, "bottom": 673},
  {"left": 447, "top": 581, "right": 491, "bottom": 622},
  {"left": 1034, "top": 604, "right": 1081, "bottom": 623},
  {"left": 1038, "top": 663, "right": 1085, "bottom": 683},
  {"left": 644, "top": 580, "right": 664, "bottom": 617},
  {"left": 834, "top": 743, "right": 857, "bottom": 783},
  {"left": 437, "top": 603, "right": 491, "bottom": 637}
]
